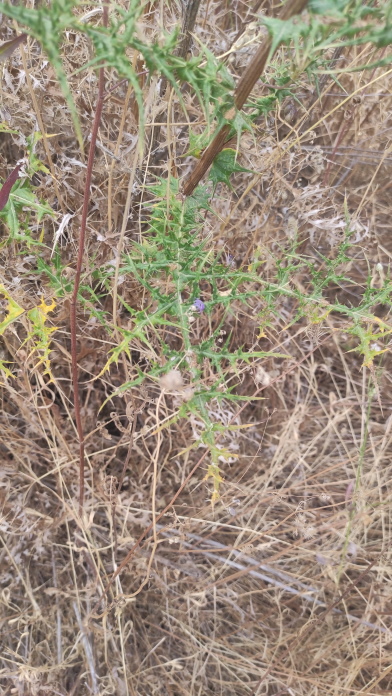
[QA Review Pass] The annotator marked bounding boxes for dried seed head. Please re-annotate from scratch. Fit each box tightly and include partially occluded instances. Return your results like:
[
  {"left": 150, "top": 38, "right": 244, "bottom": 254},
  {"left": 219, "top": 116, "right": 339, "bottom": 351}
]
[
  {"left": 254, "top": 365, "right": 271, "bottom": 387},
  {"left": 180, "top": 386, "right": 195, "bottom": 402},
  {"left": 159, "top": 369, "right": 184, "bottom": 392}
]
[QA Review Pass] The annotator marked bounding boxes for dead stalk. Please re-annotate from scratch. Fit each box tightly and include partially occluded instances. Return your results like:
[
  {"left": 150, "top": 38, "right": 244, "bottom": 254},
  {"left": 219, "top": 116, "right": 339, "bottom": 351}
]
[{"left": 182, "top": 0, "right": 309, "bottom": 196}]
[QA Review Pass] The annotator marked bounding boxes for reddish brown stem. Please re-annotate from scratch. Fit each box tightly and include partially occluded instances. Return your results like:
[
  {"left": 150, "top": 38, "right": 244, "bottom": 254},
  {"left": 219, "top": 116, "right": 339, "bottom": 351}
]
[
  {"left": 0, "top": 163, "right": 22, "bottom": 212},
  {"left": 182, "top": 0, "right": 309, "bottom": 196},
  {"left": 70, "top": 5, "right": 108, "bottom": 516}
]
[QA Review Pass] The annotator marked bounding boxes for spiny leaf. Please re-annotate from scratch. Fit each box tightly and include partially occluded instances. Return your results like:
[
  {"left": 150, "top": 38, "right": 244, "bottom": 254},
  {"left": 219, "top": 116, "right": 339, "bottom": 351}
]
[
  {"left": 262, "top": 15, "right": 311, "bottom": 55},
  {"left": 95, "top": 331, "right": 133, "bottom": 379},
  {"left": 27, "top": 298, "right": 57, "bottom": 380},
  {"left": 209, "top": 148, "right": 252, "bottom": 189},
  {"left": 95, "top": 324, "right": 156, "bottom": 380},
  {"left": 0, "top": 359, "right": 14, "bottom": 380},
  {"left": 0, "top": 284, "right": 25, "bottom": 334},
  {"left": 0, "top": 176, "right": 54, "bottom": 245},
  {"left": 309, "top": 0, "right": 348, "bottom": 17}
]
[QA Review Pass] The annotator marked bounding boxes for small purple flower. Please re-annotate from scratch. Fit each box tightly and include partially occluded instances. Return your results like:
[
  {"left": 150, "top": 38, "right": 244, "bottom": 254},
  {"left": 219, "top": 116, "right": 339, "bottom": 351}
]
[
  {"left": 193, "top": 298, "right": 205, "bottom": 313},
  {"left": 224, "top": 252, "right": 235, "bottom": 268}
]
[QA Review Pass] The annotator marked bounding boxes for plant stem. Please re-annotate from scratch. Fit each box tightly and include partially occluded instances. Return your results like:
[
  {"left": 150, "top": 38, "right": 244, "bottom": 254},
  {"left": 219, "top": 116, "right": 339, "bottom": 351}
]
[
  {"left": 70, "top": 5, "right": 108, "bottom": 516},
  {"left": 182, "top": 0, "right": 309, "bottom": 196},
  {"left": 177, "top": 0, "right": 202, "bottom": 60},
  {"left": 152, "top": 0, "right": 202, "bottom": 157}
]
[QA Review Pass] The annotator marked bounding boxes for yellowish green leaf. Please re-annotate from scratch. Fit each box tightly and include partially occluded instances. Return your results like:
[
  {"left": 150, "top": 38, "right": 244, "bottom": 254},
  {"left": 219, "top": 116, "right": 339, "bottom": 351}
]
[
  {"left": 0, "top": 285, "right": 25, "bottom": 335},
  {"left": 0, "top": 359, "right": 14, "bottom": 379}
]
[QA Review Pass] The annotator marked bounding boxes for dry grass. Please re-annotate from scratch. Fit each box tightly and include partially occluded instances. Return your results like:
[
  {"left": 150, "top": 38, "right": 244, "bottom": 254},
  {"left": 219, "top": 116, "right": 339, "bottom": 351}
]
[{"left": 0, "top": 1, "right": 391, "bottom": 695}]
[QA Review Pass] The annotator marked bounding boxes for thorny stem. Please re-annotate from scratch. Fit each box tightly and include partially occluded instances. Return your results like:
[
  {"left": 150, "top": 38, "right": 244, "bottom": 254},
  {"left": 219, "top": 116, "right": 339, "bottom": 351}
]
[
  {"left": 70, "top": 5, "right": 108, "bottom": 516},
  {"left": 182, "top": 0, "right": 309, "bottom": 196}
]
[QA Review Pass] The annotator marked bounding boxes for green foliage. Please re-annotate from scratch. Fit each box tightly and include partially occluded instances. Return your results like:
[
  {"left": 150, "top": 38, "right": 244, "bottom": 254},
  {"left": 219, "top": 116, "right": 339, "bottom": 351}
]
[
  {"left": 256, "top": 0, "right": 392, "bottom": 83},
  {"left": 0, "top": 288, "right": 57, "bottom": 380},
  {"left": 25, "top": 298, "right": 57, "bottom": 380},
  {"left": 99, "top": 168, "right": 391, "bottom": 499},
  {"left": 4, "top": 0, "right": 392, "bottom": 170},
  {"left": 309, "top": 0, "right": 349, "bottom": 16},
  {"left": 0, "top": 0, "right": 84, "bottom": 149},
  {"left": 102, "top": 177, "right": 285, "bottom": 388},
  {"left": 263, "top": 15, "right": 311, "bottom": 55},
  {"left": 247, "top": 86, "right": 292, "bottom": 119},
  {"left": 297, "top": 0, "right": 392, "bottom": 72},
  {"left": 0, "top": 179, "right": 53, "bottom": 246},
  {"left": 0, "top": 132, "right": 54, "bottom": 247},
  {"left": 3, "top": 0, "right": 392, "bottom": 500},
  {"left": 188, "top": 0, "right": 392, "bottom": 157},
  {"left": 0, "top": 0, "right": 234, "bottom": 151},
  {"left": 209, "top": 148, "right": 252, "bottom": 189},
  {"left": 174, "top": 45, "right": 235, "bottom": 124},
  {"left": 37, "top": 255, "right": 73, "bottom": 298},
  {"left": 0, "top": 285, "right": 24, "bottom": 336}
]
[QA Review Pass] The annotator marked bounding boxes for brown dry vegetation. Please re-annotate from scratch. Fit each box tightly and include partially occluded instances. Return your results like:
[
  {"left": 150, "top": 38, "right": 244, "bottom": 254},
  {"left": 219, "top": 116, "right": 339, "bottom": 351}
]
[{"left": 0, "top": 1, "right": 391, "bottom": 695}]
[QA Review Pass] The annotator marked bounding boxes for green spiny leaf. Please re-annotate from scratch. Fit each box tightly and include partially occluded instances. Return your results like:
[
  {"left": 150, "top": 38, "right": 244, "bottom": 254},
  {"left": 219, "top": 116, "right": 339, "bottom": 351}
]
[{"left": 209, "top": 148, "right": 252, "bottom": 189}]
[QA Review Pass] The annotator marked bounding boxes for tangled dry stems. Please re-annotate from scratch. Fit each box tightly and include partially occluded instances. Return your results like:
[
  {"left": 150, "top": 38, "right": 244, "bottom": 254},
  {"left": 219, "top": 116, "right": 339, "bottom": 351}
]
[{"left": 0, "top": 1, "right": 391, "bottom": 695}]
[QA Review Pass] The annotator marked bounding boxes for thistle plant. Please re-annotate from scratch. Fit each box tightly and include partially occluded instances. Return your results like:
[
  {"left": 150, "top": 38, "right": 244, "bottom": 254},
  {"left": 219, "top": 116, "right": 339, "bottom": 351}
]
[
  {"left": 0, "top": 3, "right": 391, "bottom": 692},
  {"left": 0, "top": 0, "right": 391, "bottom": 510}
]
